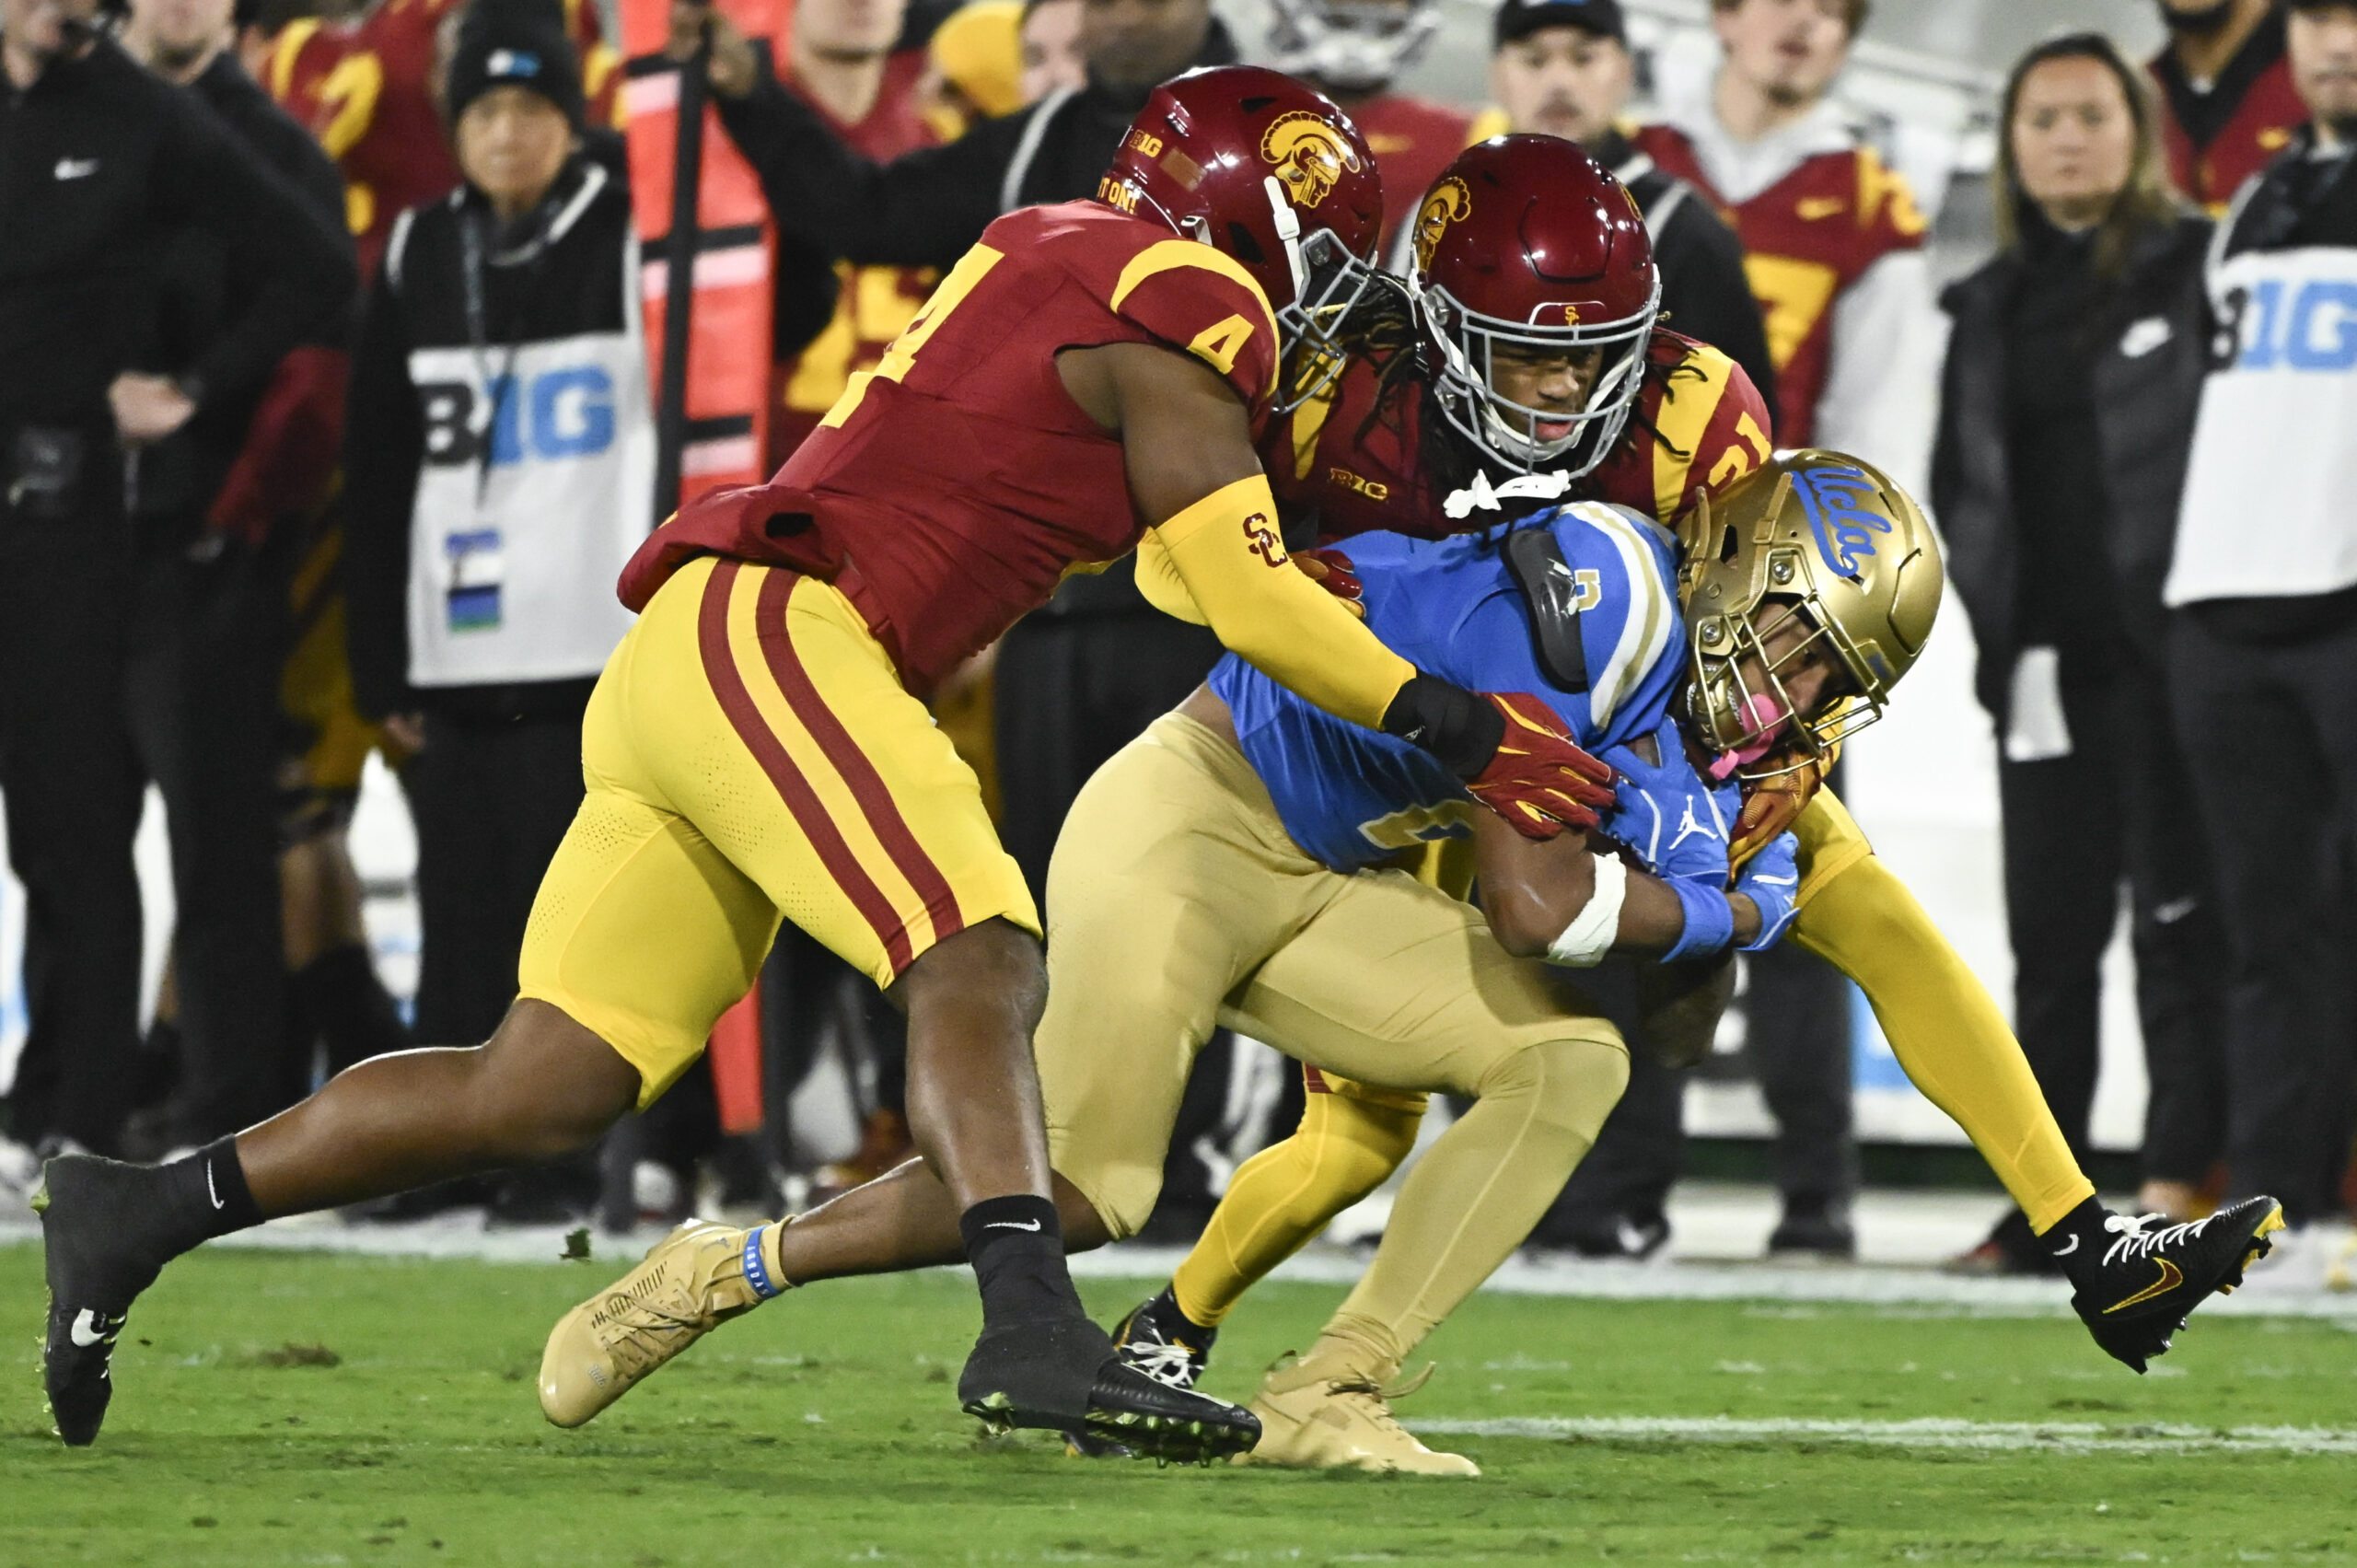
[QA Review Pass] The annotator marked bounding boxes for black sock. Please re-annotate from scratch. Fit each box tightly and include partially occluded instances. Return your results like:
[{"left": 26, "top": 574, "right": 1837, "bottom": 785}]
[
  {"left": 1149, "top": 1284, "right": 1216, "bottom": 1343},
  {"left": 152, "top": 1137, "right": 266, "bottom": 1259},
  {"left": 958, "top": 1194, "right": 1084, "bottom": 1330},
  {"left": 2043, "top": 1195, "right": 2112, "bottom": 1283}
]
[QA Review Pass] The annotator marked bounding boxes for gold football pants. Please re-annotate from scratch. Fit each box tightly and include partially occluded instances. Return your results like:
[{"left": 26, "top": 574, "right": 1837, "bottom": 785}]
[
  {"left": 1170, "top": 786, "right": 2095, "bottom": 1330},
  {"left": 1036, "top": 713, "right": 1627, "bottom": 1372}
]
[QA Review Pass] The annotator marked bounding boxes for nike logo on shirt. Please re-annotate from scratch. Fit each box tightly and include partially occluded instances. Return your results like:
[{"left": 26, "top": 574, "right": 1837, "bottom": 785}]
[{"left": 54, "top": 157, "right": 100, "bottom": 180}]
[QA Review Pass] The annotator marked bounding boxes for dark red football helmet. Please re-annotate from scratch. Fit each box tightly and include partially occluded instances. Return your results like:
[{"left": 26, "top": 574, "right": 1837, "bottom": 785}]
[
  {"left": 1098, "top": 64, "right": 1385, "bottom": 410},
  {"left": 1408, "top": 135, "right": 1660, "bottom": 474}
]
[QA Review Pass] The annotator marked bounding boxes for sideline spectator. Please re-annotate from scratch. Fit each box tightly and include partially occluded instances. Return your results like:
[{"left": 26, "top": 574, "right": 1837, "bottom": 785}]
[
  {"left": 1265, "top": 0, "right": 1472, "bottom": 256},
  {"left": 116, "top": 0, "right": 362, "bottom": 1149},
  {"left": 1933, "top": 34, "right": 2223, "bottom": 1269},
  {"left": 2152, "top": 0, "right": 2306, "bottom": 213},
  {"left": 1483, "top": 0, "right": 1777, "bottom": 419},
  {"left": 0, "top": 0, "right": 352, "bottom": 1174},
  {"left": 1017, "top": 0, "right": 1084, "bottom": 102},
  {"left": 2166, "top": 0, "right": 2357, "bottom": 1283},
  {"left": 341, "top": 0, "right": 649, "bottom": 1221}
]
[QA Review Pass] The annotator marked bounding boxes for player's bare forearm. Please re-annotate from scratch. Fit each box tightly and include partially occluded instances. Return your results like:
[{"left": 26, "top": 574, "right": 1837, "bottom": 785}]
[{"left": 1471, "top": 809, "right": 1754, "bottom": 958}]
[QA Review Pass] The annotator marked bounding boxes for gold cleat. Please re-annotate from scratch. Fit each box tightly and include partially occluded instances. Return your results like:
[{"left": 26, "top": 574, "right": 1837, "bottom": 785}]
[
  {"left": 540, "top": 1219, "right": 778, "bottom": 1427},
  {"left": 1240, "top": 1353, "right": 1479, "bottom": 1477}
]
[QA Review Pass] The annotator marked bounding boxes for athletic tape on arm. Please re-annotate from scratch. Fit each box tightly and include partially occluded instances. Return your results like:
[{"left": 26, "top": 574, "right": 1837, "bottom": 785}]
[
  {"left": 1152, "top": 473, "right": 1414, "bottom": 730},
  {"left": 1546, "top": 852, "right": 1627, "bottom": 969}
]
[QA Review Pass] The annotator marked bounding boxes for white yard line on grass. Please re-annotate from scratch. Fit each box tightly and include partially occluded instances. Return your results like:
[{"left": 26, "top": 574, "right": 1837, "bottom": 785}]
[{"left": 1409, "top": 1415, "right": 2357, "bottom": 1455}]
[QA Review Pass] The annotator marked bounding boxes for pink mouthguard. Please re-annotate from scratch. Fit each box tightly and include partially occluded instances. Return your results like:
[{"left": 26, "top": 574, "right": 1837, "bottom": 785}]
[{"left": 1706, "top": 693, "right": 1791, "bottom": 780}]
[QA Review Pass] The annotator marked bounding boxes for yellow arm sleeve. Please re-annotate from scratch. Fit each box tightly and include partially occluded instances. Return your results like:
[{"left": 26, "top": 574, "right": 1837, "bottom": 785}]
[
  {"left": 1133, "top": 529, "right": 1209, "bottom": 625},
  {"left": 1149, "top": 474, "right": 1414, "bottom": 730}
]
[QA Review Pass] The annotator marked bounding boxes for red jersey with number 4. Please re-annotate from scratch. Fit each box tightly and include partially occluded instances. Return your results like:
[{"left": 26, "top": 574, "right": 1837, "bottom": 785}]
[
  {"left": 621, "top": 203, "right": 1280, "bottom": 691},
  {"left": 1631, "top": 126, "right": 1923, "bottom": 447},
  {"left": 1351, "top": 92, "right": 1475, "bottom": 257},
  {"left": 1271, "top": 330, "right": 1772, "bottom": 542}
]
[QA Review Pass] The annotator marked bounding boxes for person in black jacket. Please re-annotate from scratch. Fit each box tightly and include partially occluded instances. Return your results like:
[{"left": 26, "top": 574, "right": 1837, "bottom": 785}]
[
  {"left": 1483, "top": 0, "right": 1780, "bottom": 427},
  {"left": 0, "top": 0, "right": 352, "bottom": 1171},
  {"left": 115, "top": 0, "right": 361, "bottom": 1152},
  {"left": 1933, "top": 33, "right": 2223, "bottom": 1268},
  {"left": 341, "top": 0, "right": 649, "bottom": 1222}
]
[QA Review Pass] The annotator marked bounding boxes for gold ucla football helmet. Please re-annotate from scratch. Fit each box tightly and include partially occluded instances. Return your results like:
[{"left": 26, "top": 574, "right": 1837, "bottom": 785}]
[{"left": 1675, "top": 449, "right": 1942, "bottom": 772}]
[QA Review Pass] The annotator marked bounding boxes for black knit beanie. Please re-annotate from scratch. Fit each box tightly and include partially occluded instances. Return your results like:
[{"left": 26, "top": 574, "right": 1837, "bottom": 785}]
[{"left": 447, "top": 0, "right": 585, "bottom": 130}]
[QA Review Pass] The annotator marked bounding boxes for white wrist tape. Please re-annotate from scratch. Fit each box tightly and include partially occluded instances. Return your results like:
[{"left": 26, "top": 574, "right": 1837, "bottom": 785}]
[{"left": 1545, "top": 853, "right": 1627, "bottom": 969}]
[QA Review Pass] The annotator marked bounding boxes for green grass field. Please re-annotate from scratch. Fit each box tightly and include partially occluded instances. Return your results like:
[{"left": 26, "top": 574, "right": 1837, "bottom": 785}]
[{"left": 3, "top": 1241, "right": 2353, "bottom": 1565}]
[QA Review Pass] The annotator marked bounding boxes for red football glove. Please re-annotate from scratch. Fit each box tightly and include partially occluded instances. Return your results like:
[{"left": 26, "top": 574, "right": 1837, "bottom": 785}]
[
  {"left": 1293, "top": 547, "right": 1365, "bottom": 618},
  {"left": 1466, "top": 692, "right": 1619, "bottom": 840}
]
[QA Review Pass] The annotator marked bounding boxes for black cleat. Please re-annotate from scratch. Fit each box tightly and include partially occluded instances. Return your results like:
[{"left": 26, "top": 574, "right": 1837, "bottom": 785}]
[
  {"left": 960, "top": 1317, "right": 1259, "bottom": 1465},
  {"left": 35, "top": 1155, "right": 169, "bottom": 1446},
  {"left": 1066, "top": 1287, "right": 1221, "bottom": 1458},
  {"left": 2065, "top": 1195, "right": 2286, "bottom": 1373}
]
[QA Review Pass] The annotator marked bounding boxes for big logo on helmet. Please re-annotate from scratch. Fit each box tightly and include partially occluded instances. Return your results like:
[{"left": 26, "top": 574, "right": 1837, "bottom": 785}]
[
  {"left": 1790, "top": 465, "right": 1889, "bottom": 580},
  {"left": 1260, "top": 111, "right": 1362, "bottom": 210},
  {"left": 1412, "top": 178, "right": 1470, "bottom": 274}
]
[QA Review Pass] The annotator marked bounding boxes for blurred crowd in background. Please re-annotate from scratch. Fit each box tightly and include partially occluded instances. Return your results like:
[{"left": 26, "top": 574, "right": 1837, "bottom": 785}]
[{"left": 1, "top": 0, "right": 2353, "bottom": 1284}]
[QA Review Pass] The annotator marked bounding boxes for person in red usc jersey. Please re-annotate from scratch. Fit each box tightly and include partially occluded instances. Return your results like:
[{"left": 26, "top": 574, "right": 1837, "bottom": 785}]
[
  {"left": 1263, "top": 0, "right": 1474, "bottom": 258},
  {"left": 2152, "top": 0, "right": 2306, "bottom": 212},
  {"left": 1271, "top": 137, "right": 1773, "bottom": 551},
  {"left": 765, "top": 0, "right": 946, "bottom": 462},
  {"left": 1631, "top": 0, "right": 1935, "bottom": 486},
  {"left": 36, "top": 67, "right": 1616, "bottom": 1463},
  {"left": 263, "top": 0, "right": 618, "bottom": 277}
]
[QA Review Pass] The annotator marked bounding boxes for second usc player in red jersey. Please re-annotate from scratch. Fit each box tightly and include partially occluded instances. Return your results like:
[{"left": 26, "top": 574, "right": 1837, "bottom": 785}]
[
  {"left": 29, "top": 66, "right": 1618, "bottom": 1465},
  {"left": 1274, "top": 135, "right": 1773, "bottom": 548}
]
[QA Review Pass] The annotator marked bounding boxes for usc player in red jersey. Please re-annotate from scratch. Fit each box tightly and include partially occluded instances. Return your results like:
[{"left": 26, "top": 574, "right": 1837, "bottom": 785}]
[{"left": 38, "top": 67, "right": 1617, "bottom": 1461}]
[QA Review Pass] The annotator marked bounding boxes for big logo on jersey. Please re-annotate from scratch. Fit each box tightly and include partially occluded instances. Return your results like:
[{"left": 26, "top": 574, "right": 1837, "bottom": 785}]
[
  {"left": 1411, "top": 177, "right": 1470, "bottom": 274},
  {"left": 1261, "top": 110, "right": 1363, "bottom": 210}
]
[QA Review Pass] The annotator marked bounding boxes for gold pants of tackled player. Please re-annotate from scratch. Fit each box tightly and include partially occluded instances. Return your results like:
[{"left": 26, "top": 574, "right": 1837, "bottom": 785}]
[{"left": 1037, "top": 713, "right": 1628, "bottom": 1372}]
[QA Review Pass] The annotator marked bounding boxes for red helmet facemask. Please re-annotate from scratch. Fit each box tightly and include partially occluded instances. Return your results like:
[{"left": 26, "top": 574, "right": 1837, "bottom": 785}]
[
  {"left": 1097, "top": 65, "right": 1386, "bottom": 411},
  {"left": 1409, "top": 136, "right": 1661, "bottom": 474}
]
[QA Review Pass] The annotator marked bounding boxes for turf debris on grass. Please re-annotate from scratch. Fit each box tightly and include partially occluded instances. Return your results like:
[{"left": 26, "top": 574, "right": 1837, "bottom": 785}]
[{"left": 2, "top": 1242, "right": 2353, "bottom": 1565}]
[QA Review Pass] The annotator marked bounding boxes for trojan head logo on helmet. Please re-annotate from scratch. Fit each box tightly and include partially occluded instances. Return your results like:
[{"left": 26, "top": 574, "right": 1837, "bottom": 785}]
[
  {"left": 1411, "top": 177, "right": 1471, "bottom": 275},
  {"left": 1410, "top": 135, "right": 1660, "bottom": 475},
  {"left": 1261, "top": 110, "right": 1364, "bottom": 209},
  {"left": 1265, "top": 0, "right": 1444, "bottom": 98},
  {"left": 1675, "top": 450, "right": 1944, "bottom": 777},
  {"left": 1098, "top": 65, "right": 1385, "bottom": 411}
]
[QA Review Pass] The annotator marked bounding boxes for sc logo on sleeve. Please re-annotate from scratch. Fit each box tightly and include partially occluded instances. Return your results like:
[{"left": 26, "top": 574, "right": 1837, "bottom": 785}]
[{"left": 420, "top": 366, "right": 617, "bottom": 466}]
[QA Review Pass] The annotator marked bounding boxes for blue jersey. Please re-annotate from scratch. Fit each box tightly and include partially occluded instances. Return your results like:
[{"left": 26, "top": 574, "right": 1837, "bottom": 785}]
[{"left": 1210, "top": 502, "right": 1688, "bottom": 874}]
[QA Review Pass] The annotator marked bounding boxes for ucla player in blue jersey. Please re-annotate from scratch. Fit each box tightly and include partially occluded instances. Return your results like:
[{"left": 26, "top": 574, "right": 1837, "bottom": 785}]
[{"left": 1029, "top": 476, "right": 1835, "bottom": 1474}]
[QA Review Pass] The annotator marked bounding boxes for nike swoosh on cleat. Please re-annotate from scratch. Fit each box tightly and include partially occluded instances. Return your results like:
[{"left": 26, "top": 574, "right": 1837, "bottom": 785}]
[
  {"left": 2104, "top": 1258, "right": 2184, "bottom": 1314},
  {"left": 2052, "top": 1235, "right": 2080, "bottom": 1258},
  {"left": 983, "top": 1219, "right": 1042, "bottom": 1232},
  {"left": 69, "top": 1309, "right": 117, "bottom": 1349}
]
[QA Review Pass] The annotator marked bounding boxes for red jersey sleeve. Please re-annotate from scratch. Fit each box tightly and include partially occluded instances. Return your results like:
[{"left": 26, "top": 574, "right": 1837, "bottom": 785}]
[
  {"left": 1588, "top": 332, "right": 1775, "bottom": 526},
  {"left": 1106, "top": 244, "right": 1281, "bottom": 411}
]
